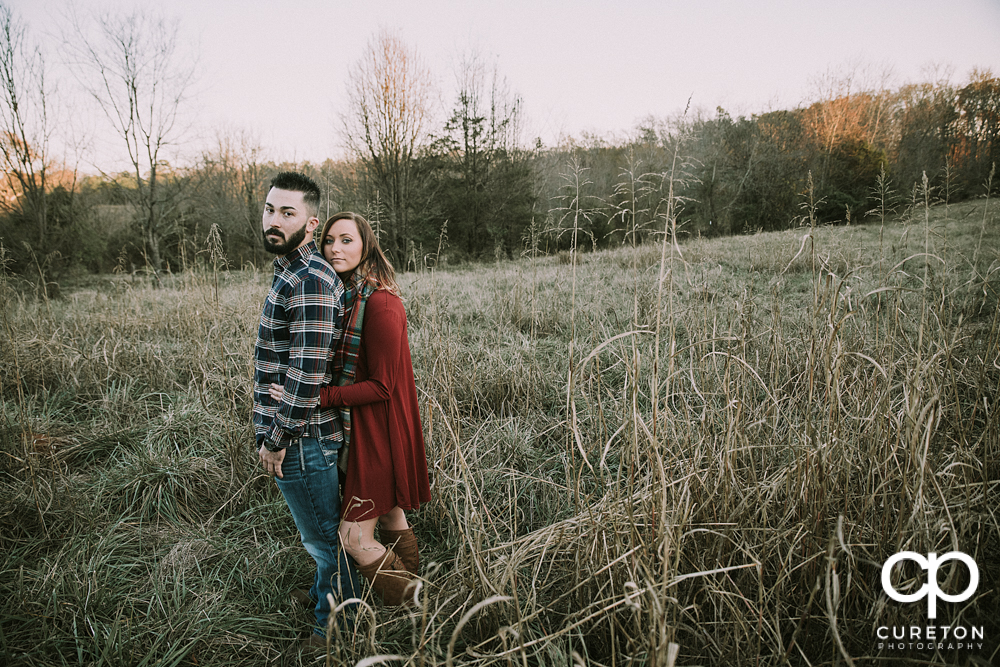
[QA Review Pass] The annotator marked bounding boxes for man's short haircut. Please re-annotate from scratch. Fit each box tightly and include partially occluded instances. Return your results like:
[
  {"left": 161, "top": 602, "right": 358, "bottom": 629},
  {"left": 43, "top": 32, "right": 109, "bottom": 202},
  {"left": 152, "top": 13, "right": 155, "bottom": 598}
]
[{"left": 269, "top": 171, "right": 321, "bottom": 217}]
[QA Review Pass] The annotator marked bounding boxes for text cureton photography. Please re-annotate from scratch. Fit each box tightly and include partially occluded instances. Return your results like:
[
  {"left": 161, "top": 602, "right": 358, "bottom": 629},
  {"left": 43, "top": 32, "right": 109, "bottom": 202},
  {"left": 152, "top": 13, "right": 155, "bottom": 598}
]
[
  {"left": 876, "top": 624, "right": 985, "bottom": 652},
  {"left": 877, "top": 550, "right": 987, "bottom": 654}
]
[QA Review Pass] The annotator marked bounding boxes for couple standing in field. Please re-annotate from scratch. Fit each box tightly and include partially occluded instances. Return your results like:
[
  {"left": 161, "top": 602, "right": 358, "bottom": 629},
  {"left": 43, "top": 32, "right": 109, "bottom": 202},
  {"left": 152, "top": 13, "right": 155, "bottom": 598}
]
[{"left": 251, "top": 171, "right": 431, "bottom": 649}]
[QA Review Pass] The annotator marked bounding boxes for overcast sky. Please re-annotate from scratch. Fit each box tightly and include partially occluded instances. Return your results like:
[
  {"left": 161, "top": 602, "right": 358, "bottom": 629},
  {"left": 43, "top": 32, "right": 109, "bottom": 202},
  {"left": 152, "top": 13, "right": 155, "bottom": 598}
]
[{"left": 10, "top": 0, "right": 1000, "bottom": 170}]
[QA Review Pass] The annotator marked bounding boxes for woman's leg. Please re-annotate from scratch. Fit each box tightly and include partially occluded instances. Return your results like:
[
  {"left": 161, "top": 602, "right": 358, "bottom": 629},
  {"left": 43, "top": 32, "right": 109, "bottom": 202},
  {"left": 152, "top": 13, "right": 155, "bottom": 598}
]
[
  {"left": 340, "top": 514, "right": 415, "bottom": 606},
  {"left": 377, "top": 506, "right": 409, "bottom": 531},
  {"left": 338, "top": 507, "right": 410, "bottom": 566},
  {"left": 339, "top": 516, "right": 383, "bottom": 566}
]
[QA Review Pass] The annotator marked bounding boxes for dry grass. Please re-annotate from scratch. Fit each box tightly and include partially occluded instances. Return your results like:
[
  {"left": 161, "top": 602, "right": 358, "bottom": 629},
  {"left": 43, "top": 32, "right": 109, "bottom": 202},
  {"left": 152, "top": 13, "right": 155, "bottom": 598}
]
[{"left": 1, "top": 194, "right": 998, "bottom": 666}]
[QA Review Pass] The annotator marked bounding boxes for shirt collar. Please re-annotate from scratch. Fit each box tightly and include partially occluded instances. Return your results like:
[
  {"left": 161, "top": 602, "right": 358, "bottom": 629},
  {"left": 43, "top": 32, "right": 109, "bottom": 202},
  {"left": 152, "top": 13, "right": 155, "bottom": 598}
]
[{"left": 273, "top": 241, "right": 317, "bottom": 270}]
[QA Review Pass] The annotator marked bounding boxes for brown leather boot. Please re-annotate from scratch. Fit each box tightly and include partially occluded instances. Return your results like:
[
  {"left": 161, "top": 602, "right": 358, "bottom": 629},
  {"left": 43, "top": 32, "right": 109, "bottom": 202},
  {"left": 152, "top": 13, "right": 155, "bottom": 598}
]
[
  {"left": 379, "top": 527, "right": 419, "bottom": 575},
  {"left": 357, "top": 547, "right": 416, "bottom": 607}
]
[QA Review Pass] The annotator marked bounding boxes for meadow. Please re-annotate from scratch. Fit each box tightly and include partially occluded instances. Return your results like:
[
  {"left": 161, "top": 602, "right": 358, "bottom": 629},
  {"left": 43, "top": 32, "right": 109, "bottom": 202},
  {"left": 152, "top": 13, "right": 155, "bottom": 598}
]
[{"left": 1, "top": 193, "right": 998, "bottom": 666}]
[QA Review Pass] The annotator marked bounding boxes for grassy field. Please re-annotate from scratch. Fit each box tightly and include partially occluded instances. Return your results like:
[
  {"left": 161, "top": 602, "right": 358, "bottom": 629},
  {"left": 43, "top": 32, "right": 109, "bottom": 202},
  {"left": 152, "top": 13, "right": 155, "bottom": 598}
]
[{"left": 1, "top": 195, "right": 998, "bottom": 666}]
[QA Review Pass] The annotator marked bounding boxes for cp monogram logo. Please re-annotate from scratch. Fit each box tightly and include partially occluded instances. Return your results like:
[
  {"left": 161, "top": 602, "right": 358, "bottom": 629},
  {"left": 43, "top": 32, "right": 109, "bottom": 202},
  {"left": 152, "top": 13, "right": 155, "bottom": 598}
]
[{"left": 881, "top": 551, "right": 979, "bottom": 619}]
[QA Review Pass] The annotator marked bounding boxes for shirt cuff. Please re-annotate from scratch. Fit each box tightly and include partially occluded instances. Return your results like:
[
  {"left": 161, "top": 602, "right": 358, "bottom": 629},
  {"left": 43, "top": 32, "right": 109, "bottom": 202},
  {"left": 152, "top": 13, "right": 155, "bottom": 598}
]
[{"left": 264, "top": 423, "right": 294, "bottom": 451}]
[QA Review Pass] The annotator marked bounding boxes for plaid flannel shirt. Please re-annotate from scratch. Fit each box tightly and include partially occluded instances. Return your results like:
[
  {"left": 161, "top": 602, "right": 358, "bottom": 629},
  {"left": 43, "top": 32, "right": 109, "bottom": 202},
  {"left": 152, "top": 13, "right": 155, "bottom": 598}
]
[{"left": 253, "top": 241, "right": 345, "bottom": 451}]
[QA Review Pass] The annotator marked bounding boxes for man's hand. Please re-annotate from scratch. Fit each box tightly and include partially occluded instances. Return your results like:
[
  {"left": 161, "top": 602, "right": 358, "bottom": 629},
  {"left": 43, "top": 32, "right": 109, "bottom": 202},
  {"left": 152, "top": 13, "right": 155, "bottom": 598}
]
[
  {"left": 259, "top": 444, "right": 286, "bottom": 479},
  {"left": 269, "top": 383, "right": 285, "bottom": 403}
]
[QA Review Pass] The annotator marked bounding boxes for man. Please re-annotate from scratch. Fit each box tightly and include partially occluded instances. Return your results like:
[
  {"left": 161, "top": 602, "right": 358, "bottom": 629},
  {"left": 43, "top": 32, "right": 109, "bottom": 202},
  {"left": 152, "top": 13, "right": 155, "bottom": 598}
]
[{"left": 253, "top": 171, "right": 359, "bottom": 648}]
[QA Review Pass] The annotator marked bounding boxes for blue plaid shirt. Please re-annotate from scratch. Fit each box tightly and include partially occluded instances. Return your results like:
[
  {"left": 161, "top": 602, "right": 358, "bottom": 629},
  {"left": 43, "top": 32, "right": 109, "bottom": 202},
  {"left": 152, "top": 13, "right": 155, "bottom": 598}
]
[{"left": 253, "top": 241, "right": 345, "bottom": 451}]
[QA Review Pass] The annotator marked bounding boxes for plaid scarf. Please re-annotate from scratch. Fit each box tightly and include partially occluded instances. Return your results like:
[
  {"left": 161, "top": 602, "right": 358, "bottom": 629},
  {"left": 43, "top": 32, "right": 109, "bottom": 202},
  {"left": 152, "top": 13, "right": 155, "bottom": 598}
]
[{"left": 332, "top": 271, "right": 376, "bottom": 452}]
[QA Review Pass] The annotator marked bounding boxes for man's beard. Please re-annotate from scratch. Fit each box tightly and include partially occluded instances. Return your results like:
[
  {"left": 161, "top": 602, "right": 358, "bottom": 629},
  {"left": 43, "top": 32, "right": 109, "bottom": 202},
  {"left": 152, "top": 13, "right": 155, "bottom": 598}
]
[{"left": 262, "top": 222, "right": 309, "bottom": 255}]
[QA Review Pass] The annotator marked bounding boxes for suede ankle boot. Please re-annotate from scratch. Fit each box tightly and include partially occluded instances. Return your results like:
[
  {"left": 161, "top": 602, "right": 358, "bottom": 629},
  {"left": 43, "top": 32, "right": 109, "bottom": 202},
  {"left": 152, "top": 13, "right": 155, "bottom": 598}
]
[
  {"left": 357, "top": 547, "right": 415, "bottom": 607},
  {"left": 379, "top": 527, "right": 419, "bottom": 575}
]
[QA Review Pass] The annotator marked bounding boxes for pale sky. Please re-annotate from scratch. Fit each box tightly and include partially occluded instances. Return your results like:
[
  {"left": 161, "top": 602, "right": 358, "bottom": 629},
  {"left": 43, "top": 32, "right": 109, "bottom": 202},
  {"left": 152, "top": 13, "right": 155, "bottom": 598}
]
[{"left": 10, "top": 0, "right": 1000, "bottom": 171}]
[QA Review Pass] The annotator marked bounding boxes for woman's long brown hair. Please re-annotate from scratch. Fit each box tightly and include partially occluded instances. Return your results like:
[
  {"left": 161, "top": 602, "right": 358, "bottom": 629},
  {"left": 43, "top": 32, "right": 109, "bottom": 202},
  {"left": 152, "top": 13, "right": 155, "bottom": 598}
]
[{"left": 320, "top": 212, "right": 401, "bottom": 296}]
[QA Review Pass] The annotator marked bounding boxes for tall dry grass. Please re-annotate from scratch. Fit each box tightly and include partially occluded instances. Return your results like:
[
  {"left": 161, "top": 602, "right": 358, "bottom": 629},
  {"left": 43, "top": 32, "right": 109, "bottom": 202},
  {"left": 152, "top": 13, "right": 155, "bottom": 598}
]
[{"left": 0, "top": 189, "right": 998, "bottom": 666}]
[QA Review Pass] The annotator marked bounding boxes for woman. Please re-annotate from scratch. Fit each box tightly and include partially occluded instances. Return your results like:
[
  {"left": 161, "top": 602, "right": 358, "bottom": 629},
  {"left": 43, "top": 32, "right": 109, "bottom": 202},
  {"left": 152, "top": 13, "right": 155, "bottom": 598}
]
[{"left": 271, "top": 211, "right": 430, "bottom": 607}]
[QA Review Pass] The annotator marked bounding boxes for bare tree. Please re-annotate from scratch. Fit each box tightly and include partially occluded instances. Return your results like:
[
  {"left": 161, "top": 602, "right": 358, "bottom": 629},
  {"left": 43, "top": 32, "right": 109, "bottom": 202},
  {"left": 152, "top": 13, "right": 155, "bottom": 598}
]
[
  {"left": 340, "top": 30, "right": 434, "bottom": 260},
  {"left": 0, "top": 2, "right": 52, "bottom": 247},
  {"left": 437, "top": 50, "right": 533, "bottom": 255},
  {"left": 195, "top": 126, "right": 267, "bottom": 266},
  {"left": 953, "top": 68, "right": 1000, "bottom": 194},
  {"left": 804, "top": 62, "right": 895, "bottom": 193},
  {"left": 65, "top": 6, "right": 194, "bottom": 273}
]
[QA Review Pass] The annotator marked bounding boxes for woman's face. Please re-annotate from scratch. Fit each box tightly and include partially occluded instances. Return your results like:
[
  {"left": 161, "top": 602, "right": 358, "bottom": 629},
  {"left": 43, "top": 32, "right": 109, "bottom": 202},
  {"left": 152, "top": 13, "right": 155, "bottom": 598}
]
[{"left": 323, "top": 217, "right": 364, "bottom": 274}]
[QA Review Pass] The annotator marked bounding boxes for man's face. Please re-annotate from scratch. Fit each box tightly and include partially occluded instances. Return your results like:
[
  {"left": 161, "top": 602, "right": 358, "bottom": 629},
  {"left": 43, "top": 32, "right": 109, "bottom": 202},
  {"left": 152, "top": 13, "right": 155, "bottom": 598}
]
[{"left": 262, "top": 188, "right": 319, "bottom": 255}]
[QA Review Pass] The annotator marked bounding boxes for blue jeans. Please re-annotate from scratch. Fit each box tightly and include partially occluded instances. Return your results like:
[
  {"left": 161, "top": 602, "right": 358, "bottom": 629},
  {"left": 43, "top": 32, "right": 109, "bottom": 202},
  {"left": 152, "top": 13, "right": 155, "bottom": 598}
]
[{"left": 275, "top": 437, "right": 360, "bottom": 634}]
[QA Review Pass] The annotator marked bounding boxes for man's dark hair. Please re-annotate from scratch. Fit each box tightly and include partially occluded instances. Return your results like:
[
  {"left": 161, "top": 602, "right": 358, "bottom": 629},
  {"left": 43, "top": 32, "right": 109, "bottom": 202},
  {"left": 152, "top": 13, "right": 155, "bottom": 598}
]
[{"left": 269, "top": 171, "right": 321, "bottom": 217}]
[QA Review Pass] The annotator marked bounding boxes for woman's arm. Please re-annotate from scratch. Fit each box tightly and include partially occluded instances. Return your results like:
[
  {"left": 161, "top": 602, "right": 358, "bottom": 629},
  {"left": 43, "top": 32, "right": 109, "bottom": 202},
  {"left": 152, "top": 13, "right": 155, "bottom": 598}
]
[{"left": 320, "top": 293, "right": 407, "bottom": 408}]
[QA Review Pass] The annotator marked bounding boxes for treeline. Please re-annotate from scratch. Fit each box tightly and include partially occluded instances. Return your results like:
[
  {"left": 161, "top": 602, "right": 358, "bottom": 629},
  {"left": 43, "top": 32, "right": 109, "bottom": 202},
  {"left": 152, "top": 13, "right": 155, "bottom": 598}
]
[
  {"left": 1, "top": 5, "right": 998, "bottom": 289},
  {"left": 536, "top": 68, "right": 999, "bottom": 245}
]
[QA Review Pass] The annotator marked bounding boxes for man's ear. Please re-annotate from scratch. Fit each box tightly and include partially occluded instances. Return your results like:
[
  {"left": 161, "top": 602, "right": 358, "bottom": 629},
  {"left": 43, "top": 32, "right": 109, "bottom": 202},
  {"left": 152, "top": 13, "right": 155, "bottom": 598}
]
[{"left": 306, "top": 216, "right": 321, "bottom": 234}]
